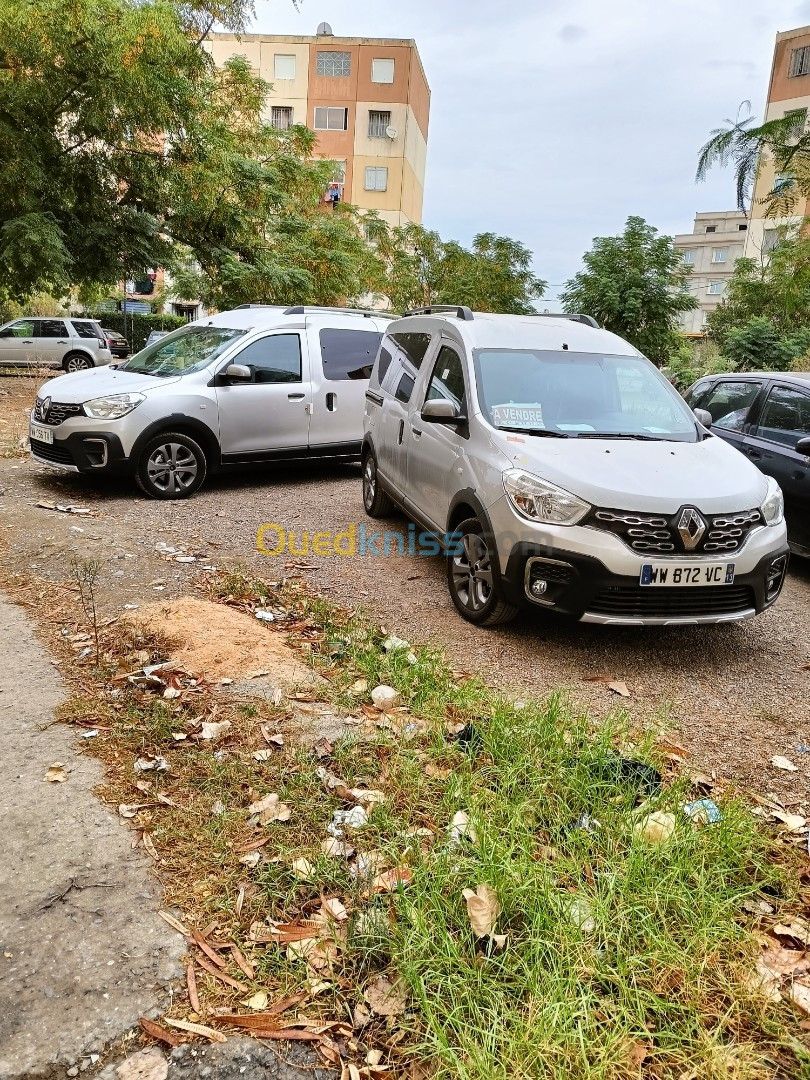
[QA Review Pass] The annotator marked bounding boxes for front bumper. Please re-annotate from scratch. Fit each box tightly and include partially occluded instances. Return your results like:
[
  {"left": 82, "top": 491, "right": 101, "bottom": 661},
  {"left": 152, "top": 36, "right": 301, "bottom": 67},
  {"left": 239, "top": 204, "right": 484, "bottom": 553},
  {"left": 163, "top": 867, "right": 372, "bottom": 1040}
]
[{"left": 31, "top": 430, "right": 131, "bottom": 475}]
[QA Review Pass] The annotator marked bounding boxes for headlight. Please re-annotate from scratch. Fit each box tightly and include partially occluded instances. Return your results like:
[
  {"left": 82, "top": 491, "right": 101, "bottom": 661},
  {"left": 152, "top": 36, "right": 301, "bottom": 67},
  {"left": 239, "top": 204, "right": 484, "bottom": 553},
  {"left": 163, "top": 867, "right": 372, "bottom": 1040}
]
[
  {"left": 503, "top": 469, "right": 591, "bottom": 525},
  {"left": 760, "top": 475, "right": 784, "bottom": 526},
  {"left": 82, "top": 393, "right": 144, "bottom": 420}
]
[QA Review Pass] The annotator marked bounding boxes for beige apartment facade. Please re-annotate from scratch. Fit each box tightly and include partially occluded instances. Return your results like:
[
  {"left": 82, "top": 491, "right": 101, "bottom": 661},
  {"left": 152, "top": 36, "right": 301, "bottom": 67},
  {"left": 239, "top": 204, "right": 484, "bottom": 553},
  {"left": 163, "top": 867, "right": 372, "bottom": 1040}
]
[
  {"left": 745, "top": 25, "right": 810, "bottom": 259},
  {"left": 673, "top": 211, "right": 749, "bottom": 336},
  {"left": 206, "top": 27, "right": 430, "bottom": 228}
]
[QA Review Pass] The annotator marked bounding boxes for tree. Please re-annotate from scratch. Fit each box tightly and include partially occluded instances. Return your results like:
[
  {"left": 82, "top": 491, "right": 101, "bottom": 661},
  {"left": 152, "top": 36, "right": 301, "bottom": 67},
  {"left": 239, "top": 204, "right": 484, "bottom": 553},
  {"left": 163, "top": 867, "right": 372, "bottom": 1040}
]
[
  {"left": 0, "top": 0, "right": 374, "bottom": 309},
  {"left": 376, "top": 225, "right": 546, "bottom": 313},
  {"left": 560, "top": 216, "right": 696, "bottom": 364},
  {"left": 696, "top": 101, "right": 810, "bottom": 214}
]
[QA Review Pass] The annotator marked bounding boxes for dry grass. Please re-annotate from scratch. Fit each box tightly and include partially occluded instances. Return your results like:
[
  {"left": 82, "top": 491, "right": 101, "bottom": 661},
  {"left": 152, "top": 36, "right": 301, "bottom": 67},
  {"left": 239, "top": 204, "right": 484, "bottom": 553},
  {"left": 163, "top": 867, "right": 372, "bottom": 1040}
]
[{"left": 0, "top": 367, "right": 55, "bottom": 458}]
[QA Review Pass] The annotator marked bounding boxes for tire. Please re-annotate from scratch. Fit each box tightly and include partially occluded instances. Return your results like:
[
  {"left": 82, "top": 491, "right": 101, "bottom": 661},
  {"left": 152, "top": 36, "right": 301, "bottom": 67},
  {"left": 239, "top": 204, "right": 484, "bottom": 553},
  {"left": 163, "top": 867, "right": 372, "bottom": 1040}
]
[
  {"left": 63, "top": 353, "right": 93, "bottom": 373},
  {"left": 135, "top": 432, "right": 207, "bottom": 500},
  {"left": 362, "top": 450, "right": 394, "bottom": 518},
  {"left": 446, "top": 517, "right": 519, "bottom": 626}
]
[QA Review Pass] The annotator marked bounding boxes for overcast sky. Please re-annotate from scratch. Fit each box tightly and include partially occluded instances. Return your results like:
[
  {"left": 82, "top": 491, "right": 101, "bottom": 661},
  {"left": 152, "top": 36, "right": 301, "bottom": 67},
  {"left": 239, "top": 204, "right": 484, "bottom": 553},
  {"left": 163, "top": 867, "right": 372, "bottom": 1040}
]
[{"left": 251, "top": 0, "right": 810, "bottom": 301}]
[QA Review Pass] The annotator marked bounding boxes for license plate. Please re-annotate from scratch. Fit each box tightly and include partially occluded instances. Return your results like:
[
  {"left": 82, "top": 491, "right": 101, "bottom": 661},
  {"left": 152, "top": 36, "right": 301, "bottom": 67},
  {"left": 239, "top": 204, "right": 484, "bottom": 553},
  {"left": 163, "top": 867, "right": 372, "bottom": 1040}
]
[
  {"left": 30, "top": 423, "right": 53, "bottom": 444},
  {"left": 640, "top": 562, "right": 735, "bottom": 587}
]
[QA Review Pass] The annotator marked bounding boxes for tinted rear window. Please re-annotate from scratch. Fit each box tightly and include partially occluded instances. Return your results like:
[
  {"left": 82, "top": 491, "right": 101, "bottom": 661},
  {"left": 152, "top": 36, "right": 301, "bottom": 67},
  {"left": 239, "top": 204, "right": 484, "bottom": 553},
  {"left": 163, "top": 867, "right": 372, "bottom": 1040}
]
[
  {"left": 395, "top": 372, "right": 415, "bottom": 403},
  {"left": 72, "top": 320, "right": 104, "bottom": 341},
  {"left": 320, "top": 329, "right": 382, "bottom": 381},
  {"left": 390, "top": 332, "right": 431, "bottom": 369},
  {"left": 375, "top": 346, "right": 393, "bottom": 386}
]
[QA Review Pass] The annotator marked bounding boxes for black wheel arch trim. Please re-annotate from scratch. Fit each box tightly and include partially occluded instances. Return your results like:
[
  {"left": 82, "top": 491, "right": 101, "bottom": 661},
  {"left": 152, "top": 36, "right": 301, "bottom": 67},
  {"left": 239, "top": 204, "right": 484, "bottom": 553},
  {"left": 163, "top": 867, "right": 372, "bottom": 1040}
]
[{"left": 130, "top": 415, "right": 221, "bottom": 467}]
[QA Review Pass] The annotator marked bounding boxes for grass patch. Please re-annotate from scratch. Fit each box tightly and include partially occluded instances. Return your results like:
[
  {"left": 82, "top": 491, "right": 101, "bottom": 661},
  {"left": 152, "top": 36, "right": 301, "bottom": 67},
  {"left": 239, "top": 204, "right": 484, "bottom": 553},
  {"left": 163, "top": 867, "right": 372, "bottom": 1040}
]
[{"left": 8, "top": 564, "right": 810, "bottom": 1076}]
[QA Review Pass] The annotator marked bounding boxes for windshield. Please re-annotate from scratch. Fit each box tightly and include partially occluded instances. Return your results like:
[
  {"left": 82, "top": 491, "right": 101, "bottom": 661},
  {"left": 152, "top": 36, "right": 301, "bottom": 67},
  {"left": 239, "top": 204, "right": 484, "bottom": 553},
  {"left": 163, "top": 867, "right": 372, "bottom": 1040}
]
[
  {"left": 474, "top": 350, "right": 698, "bottom": 442},
  {"left": 120, "top": 325, "right": 245, "bottom": 377}
]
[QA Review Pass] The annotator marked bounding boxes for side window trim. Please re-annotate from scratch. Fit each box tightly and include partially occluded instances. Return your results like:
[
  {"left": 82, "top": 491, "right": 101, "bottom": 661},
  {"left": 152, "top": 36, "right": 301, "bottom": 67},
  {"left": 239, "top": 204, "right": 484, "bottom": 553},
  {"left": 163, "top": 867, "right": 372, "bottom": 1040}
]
[
  {"left": 420, "top": 343, "right": 468, "bottom": 410},
  {"left": 223, "top": 331, "right": 305, "bottom": 384}
]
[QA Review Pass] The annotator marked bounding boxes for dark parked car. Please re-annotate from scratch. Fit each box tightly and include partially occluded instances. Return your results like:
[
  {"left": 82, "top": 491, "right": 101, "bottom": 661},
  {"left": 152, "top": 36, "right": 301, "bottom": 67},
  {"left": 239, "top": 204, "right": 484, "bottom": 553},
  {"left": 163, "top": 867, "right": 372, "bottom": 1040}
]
[
  {"left": 684, "top": 372, "right": 810, "bottom": 557},
  {"left": 101, "top": 328, "right": 130, "bottom": 359}
]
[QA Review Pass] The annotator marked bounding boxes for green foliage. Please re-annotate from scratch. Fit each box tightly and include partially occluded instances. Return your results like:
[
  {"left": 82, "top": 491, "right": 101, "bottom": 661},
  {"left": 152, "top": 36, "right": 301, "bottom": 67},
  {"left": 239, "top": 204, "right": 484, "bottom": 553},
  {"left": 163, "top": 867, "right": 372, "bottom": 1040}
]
[
  {"left": 722, "top": 317, "right": 810, "bottom": 372},
  {"left": 376, "top": 225, "right": 546, "bottom": 314},
  {"left": 89, "top": 311, "right": 186, "bottom": 351},
  {"left": 560, "top": 217, "right": 696, "bottom": 364},
  {"left": 664, "top": 338, "right": 737, "bottom": 390}
]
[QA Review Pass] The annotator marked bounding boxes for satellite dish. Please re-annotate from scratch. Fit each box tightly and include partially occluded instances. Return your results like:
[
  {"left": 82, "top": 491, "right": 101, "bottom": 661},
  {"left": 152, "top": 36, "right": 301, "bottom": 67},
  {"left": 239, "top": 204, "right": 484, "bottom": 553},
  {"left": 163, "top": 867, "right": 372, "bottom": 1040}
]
[
  {"left": 316, "top": 21, "right": 334, "bottom": 35},
  {"left": 385, "top": 125, "right": 398, "bottom": 140}
]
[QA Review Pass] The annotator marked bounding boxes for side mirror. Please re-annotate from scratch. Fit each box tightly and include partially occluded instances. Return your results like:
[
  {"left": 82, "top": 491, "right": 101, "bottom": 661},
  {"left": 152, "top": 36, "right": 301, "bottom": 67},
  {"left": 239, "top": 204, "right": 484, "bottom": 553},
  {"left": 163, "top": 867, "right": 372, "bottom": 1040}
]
[
  {"left": 796, "top": 436, "right": 810, "bottom": 456},
  {"left": 694, "top": 408, "right": 713, "bottom": 429},
  {"left": 421, "top": 398, "right": 466, "bottom": 424},
  {"left": 223, "top": 363, "right": 252, "bottom": 381}
]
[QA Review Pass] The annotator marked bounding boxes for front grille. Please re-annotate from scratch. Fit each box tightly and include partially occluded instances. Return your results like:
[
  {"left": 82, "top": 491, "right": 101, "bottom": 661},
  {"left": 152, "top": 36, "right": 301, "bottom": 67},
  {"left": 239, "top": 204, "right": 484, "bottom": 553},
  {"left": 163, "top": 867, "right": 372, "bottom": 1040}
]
[
  {"left": 30, "top": 438, "right": 75, "bottom": 465},
  {"left": 528, "top": 561, "right": 575, "bottom": 584},
  {"left": 590, "top": 506, "right": 762, "bottom": 556},
  {"left": 33, "top": 399, "right": 83, "bottom": 427},
  {"left": 588, "top": 584, "right": 756, "bottom": 620}
]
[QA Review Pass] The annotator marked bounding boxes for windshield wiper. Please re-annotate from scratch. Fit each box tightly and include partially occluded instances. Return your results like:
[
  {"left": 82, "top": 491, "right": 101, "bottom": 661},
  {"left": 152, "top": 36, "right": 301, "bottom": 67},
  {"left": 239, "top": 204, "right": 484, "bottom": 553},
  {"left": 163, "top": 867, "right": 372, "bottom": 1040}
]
[
  {"left": 497, "top": 426, "right": 569, "bottom": 438},
  {"left": 574, "top": 432, "right": 666, "bottom": 441}
]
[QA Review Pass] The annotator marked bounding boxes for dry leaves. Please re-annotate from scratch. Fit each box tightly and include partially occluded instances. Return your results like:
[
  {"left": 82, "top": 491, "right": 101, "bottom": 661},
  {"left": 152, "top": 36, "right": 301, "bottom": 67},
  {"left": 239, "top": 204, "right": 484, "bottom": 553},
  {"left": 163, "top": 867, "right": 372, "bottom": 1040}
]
[
  {"left": 634, "top": 811, "right": 676, "bottom": 845},
  {"left": 462, "top": 883, "right": 501, "bottom": 938},
  {"left": 162, "top": 1017, "right": 227, "bottom": 1043},
  {"left": 771, "top": 755, "right": 799, "bottom": 772},
  {"left": 44, "top": 762, "right": 68, "bottom": 783},
  {"left": 364, "top": 975, "right": 408, "bottom": 1016},
  {"left": 248, "top": 793, "right": 291, "bottom": 824}
]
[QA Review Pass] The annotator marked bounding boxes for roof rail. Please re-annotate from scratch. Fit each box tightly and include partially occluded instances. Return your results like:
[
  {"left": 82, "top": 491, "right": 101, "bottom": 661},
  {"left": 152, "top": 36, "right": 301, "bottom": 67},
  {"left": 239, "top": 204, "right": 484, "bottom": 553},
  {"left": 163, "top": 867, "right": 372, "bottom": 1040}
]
[
  {"left": 232, "top": 304, "right": 287, "bottom": 310},
  {"left": 283, "top": 305, "right": 383, "bottom": 318},
  {"left": 404, "top": 305, "right": 474, "bottom": 321},
  {"left": 532, "top": 312, "right": 601, "bottom": 329}
]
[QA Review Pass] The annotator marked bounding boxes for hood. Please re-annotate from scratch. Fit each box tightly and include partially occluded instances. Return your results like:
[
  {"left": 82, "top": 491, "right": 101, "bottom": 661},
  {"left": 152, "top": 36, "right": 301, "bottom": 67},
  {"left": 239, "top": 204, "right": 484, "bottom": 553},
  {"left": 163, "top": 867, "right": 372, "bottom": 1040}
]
[
  {"left": 498, "top": 432, "right": 770, "bottom": 514},
  {"left": 37, "top": 367, "right": 181, "bottom": 403}
]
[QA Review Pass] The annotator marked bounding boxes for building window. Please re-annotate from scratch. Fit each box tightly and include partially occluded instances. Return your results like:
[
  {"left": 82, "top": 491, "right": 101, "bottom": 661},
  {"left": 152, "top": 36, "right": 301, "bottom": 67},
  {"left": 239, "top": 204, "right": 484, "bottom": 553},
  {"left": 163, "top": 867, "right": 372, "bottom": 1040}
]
[
  {"left": 274, "top": 54, "right": 296, "bottom": 80},
  {"left": 371, "top": 58, "right": 395, "bottom": 83},
  {"left": 368, "top": 110, "right": 391, "bottom": 138},
  {"left": 682, "top": 250, "right": 695, "bottom": 265},
  {"left": 271, "top": 106, "right": 293, "bottom": 130},
  {"left": 789, "top": 45, "right": 810, "bottom": 77},
  {"left": 317, "top": 50, "right": 351, "bottom": 76},
  {"left": 705, "top": 225, "right": 717, "bottom": 233},
  {"left": 738, "top": 223, "right": 748, "bottom": 231},
  {"left": 707, "top": 281, "right": 725, "bottom": 295},
  {"left": 364, "top": 166, "right": 388, "bottom": 191},
  {"left": 314, "top": 106, "right": 348, "bottom": 131},
  {"left": 711, "top": 248, "right": 727, "bottom": 263},
  {"left": 763, "top": 229, "right": 780, "bottom": 254}
]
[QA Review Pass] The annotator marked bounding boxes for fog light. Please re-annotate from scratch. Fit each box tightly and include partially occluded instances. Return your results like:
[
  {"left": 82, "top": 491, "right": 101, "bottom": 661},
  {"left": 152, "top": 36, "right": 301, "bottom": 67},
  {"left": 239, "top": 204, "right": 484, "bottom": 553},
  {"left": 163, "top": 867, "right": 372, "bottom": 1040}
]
[
  {"left": 766, "top": 554, "right": 788, "bottom": 599},
  {"left": 530, "top": 579, "right": 548, "bottom": 598}
]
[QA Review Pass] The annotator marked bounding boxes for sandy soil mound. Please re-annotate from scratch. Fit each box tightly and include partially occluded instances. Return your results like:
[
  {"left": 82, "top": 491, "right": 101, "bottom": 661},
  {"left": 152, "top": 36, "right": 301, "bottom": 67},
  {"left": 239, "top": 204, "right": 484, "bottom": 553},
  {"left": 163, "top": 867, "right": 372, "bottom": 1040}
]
[{"left": 128, "top": 597, "right": 316, "bottom": 686}]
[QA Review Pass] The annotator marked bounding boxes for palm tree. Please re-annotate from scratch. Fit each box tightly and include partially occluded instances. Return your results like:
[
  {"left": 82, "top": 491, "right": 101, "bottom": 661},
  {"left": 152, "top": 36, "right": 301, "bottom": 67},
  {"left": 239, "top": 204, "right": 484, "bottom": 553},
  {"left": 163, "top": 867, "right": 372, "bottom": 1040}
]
[{"left": 696, "top": 101, "right": 809, "bottom": 215}]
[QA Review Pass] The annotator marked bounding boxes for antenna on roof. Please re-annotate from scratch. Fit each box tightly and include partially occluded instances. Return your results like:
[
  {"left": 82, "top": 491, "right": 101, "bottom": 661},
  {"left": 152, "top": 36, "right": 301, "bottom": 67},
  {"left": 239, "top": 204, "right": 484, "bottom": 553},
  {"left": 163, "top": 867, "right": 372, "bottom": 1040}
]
[{"left": 316, "top": 21, "right": 334, "bottom": 35}]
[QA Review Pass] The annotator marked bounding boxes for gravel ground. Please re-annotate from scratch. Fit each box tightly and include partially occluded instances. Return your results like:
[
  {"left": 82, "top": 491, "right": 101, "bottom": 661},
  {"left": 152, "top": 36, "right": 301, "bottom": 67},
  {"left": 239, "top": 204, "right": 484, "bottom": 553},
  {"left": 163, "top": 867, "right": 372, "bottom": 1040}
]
[{"left": 0, "top": 432, "right": 808, "bottom": 795}]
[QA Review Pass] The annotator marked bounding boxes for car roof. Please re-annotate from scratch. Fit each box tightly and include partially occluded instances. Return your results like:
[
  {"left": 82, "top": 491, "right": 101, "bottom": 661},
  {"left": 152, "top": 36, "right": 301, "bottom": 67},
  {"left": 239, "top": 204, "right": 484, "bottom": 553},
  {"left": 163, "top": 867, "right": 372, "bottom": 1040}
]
[
  {"left": 697, "top": 371, "right": 810, "bottom": 385},
  {"left": 201, "top": 306, "right": 393, "bottom": 332},
  {"left": 387, "top": 311, "right": 639, "bottom": 356}
]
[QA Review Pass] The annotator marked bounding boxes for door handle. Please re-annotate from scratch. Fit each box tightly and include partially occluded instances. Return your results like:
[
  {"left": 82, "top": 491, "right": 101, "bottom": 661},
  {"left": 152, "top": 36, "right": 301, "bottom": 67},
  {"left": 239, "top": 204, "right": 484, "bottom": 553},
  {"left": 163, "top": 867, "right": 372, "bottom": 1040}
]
[
  {"left": 22, "top": 339, "right": 34, "bottom": 344},
  {"left": 412, "top": 427, "right": 422, "bottom": 438},
  {"left": 288, "top": 392, "right": 305, "bottom": 400},
  {"left": 326, "top": 392, "right": 336, "bottom": 411},
  {"left": 397, "top": 419, "right": 404, "bottom": 445},
  {"left": 57, "top": 339, "right": 68, "bottom": 344}
]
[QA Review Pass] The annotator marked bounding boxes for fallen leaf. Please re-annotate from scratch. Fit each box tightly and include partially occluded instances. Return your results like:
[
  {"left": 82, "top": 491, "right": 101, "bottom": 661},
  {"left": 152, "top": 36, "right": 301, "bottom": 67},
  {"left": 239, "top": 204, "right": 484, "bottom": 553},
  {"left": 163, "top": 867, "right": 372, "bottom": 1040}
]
[
  {"left": 230, "top": 944, "right": 255, "bottom": 980},
  {"left": 248, "top": 793, "right": 291, "bottom": 823},
  {"left": 291, "top": 857, "right": 315, "bottom": 879},
  {"left": 449, "top": 810, "right": 478, "bottom": 846},
  {"left": 790, "top": 982, "right": 810, "bottom": 1015},
  {"left": 350, "top": 679, "right": 368, "bottom": 695},
  {"left": 200, "top": 720, "right": 232, "bottom": 740},
  {"left": 118, "top": 803, "right": 151, "bottom": 818},
  {"left": 142, "top": 833, "right": 158, "bottom": 859},
  {"left": 364, "top": 975, "right": 408, "bottom": 1016},
  {"left": 321, "top": 837, "right": 354, "bottom": 858},
  {"left": 773, "top": 919, "right": 810, "bottom": 946},
  {"left": 321, "top": 897, "right": 349, "bottom": 922},
  {"left": 139, "top": 1017, "right": 184, "bottom": 1047},
  {"left": 157, "top": 910, "right": 190, "bottom": 936},
  {"left": 634, "top": 811, "right": 676, "bottom": 845},
  {"left": 771, "top": 755, "right": 799, "bottom": 772},
  {"left": 462, "top": 884, "right": 501, "bottom": 938},
  {"left": 242, "top": 990, "right": 269, "bottom": 1010},
  {"left": 239, "top": 851, "right": 262, "bottom": 867},
  {"left": 758, "top": 943, "right": 810, "bottom": 979},
  {"left": 369, "top": 866, "right": 413, "bottom": 893},
  {"left": 162, "top": 1017, "right": 227, "bottom": 1043},
  {"left": 44, "top": 763, "right": 68, "bottom": 783},
  {"left": 771, "top": 810, "right": 807, "bottom": 832},
  {"left": 214, "top": 997, "right": 308, "bottom": 1029},
  {"left": 348, "top": 788, "right": 386, "bottom": 807},
  {"left": 608, "top": 681, "right": 631, "bottom": 697}
]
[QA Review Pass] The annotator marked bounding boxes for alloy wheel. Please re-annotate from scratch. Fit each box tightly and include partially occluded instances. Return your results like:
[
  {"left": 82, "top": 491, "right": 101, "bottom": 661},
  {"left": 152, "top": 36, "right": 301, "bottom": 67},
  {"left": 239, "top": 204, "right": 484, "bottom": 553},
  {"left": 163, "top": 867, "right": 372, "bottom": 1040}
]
[
  {"left": 147, "top": 442, "right": 199, "bottom": 495},
  {"left": 363, "top": 456, "right": 377, "bottom": 511},
  {"left": 66, "top": 356, "right": 92, "bottom": 372},
  {"left": 451, "top": 532, "right": 494, "bottom": 612}
]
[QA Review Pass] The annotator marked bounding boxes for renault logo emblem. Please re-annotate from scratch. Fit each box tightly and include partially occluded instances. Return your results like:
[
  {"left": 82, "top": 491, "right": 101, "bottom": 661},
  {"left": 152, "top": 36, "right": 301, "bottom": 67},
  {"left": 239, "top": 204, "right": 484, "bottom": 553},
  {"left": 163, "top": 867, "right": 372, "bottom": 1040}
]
[
  {"left": 677, "top": 507, "right": 706, "bottom": 550},
  {"left": 41, "top": 397, "right": 51, "bottom": 420}
]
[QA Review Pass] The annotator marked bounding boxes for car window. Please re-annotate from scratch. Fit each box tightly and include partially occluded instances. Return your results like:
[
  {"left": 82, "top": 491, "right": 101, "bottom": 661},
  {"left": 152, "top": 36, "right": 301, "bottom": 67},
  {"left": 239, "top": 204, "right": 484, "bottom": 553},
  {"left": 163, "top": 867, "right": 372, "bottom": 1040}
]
[
  {"left": 72, "top": 320, "right": 103, "bottom": 340},
  {"left": 231, "top": 334, "right": 302, "bottom": 384},
  {"left": 425, "top": 345, "right": 467, "bottom": 411},
  {"left": 2, "top": 320, "right": 35, "bottom": 338},
  {"left": 374, "top": 346, "right": 393, "bottom": 386},
  {"left": 683, "top": 381, "right": 712, "bottom": 408},
  {"left": 319, "top": 329, "right": 382, "bottom": 381},
  {"left": 395, "top": 372, "right": 415, "bottom": 403},
  {"left": 755, "top": 385, "right": 810, "bottom": 448},
  {"left": 700, "top": 380, "right": 762, "bottom": 431},
  {"left": 389, "top": 332, "right": 431, "bottom": 370},
  {"left": 37, "top": 319, "right": 68, "bottom": 338},
  {"left": 121, "top": 325, "right": 245, "bottom": 377}
]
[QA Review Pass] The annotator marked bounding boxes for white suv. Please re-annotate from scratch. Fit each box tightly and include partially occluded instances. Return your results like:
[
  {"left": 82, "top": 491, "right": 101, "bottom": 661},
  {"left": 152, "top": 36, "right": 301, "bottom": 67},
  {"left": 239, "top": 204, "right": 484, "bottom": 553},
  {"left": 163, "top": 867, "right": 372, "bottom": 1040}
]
[
  {"left": 361, "top": 307, "right": 789, "bottom": 626},
  {"left": 30, "top": 306, "right": 391, "bottom": 498},
  {"left": 0, "top": 317, "right": 112, "bottom": 370}
]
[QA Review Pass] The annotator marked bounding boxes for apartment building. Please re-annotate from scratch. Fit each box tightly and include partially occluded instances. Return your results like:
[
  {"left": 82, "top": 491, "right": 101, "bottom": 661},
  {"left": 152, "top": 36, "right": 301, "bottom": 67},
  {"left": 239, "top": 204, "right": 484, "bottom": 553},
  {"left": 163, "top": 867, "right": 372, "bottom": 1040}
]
[
  {"left": 673, "top": 211, "right": 749, "bottom": 336},
  {"left": 206, "top": 24, "right": 430, "bottom": 228},
  {"left": 745, "top": 25, "right": 810, "bottom": 258}
]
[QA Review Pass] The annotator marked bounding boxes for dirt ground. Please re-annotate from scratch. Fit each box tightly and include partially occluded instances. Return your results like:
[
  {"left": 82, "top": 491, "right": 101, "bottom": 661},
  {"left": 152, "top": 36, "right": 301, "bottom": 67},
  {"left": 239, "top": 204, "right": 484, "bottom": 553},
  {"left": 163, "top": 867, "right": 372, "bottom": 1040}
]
[{"left": 1, "top": 370, "right": 808, "bottom": 798}]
